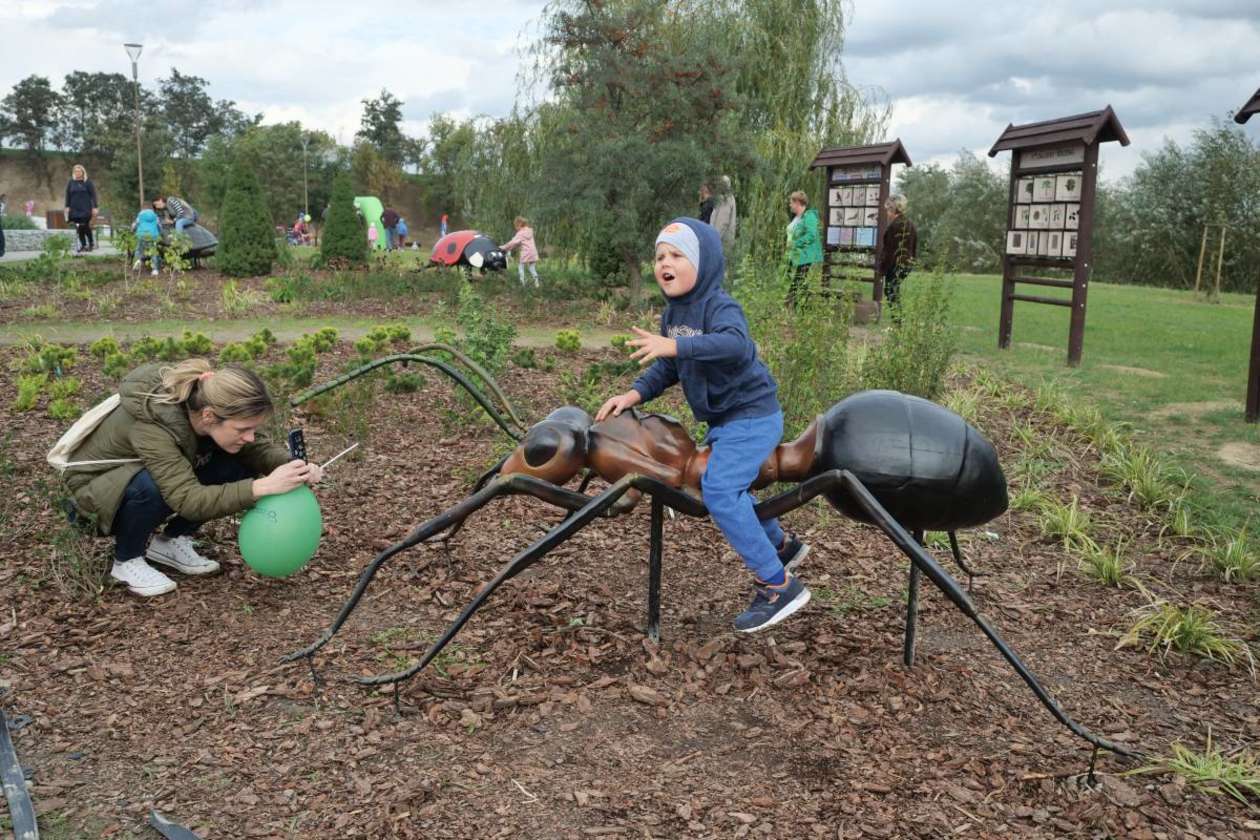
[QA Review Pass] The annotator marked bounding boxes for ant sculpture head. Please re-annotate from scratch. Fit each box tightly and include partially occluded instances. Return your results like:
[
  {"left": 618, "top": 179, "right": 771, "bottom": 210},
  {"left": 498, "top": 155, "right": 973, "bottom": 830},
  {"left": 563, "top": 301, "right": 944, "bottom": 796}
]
[{"left": 501, "top": 406, "right": 593, "bottom": 484}]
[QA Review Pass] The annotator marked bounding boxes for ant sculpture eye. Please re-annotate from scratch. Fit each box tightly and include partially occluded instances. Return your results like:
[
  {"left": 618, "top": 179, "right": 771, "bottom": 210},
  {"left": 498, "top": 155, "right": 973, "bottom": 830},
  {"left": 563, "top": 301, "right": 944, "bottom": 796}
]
[{"left": 523, "top": 425, "right": 571, "bottom": 468}]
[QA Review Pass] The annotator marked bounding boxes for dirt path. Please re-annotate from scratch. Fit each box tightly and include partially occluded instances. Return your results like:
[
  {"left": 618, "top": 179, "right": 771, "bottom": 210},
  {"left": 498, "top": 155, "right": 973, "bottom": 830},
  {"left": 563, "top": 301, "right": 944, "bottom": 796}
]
[{"left": 0, "top": 316, "right": 624, "bottom": 349}]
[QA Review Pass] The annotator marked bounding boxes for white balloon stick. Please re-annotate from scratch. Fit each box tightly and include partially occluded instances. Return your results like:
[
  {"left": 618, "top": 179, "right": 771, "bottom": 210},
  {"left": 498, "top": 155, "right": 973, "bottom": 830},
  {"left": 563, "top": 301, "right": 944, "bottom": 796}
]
[{"left": 321, "top": 442, "right": 360, "bottom": 470}]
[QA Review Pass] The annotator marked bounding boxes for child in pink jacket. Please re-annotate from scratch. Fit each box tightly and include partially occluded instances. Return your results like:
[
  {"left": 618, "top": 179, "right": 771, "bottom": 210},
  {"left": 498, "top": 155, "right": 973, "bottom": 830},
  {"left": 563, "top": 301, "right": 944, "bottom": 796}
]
[{"left": 501, "top": 216, "right": 540, "bottom": 287}]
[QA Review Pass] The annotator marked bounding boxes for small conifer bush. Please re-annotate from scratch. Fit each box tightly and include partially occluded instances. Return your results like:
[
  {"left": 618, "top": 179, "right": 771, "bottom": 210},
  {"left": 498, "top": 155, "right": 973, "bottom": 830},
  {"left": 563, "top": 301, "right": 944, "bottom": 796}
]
[
  {"left": 217, "top": 164, "right": 276, "bottom": 277},
  {"left": 320, "top": 173, "right": 366, "bottom": 265}
]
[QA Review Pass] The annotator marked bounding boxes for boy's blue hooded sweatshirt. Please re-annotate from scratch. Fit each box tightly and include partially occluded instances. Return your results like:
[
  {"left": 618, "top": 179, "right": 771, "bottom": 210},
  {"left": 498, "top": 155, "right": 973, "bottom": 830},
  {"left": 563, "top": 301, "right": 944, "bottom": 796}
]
[{"left": 632, "top": 218, "right": 779, "bottom": 426}]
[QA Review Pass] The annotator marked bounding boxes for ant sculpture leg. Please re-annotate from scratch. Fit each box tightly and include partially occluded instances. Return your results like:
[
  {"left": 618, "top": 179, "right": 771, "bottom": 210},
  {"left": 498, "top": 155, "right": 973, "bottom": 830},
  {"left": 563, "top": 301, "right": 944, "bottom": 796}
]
[
  {"left": 947, "top": 530, "right": 984, "bottom": 591},
  {"left": 280, "top": 474, "right": 606, "bottom": 674},
  {"left": 906, "top": 530, "right": 924, "bottom": 668},
  {"left": 289, "top": 349, "right": 527, "bottom": 442},
  {"left": 361, "top": 470, "right": 1135, "bottom": 760},
  {"left": 356, "top": 475, "right": 705, "bottom": 692}
]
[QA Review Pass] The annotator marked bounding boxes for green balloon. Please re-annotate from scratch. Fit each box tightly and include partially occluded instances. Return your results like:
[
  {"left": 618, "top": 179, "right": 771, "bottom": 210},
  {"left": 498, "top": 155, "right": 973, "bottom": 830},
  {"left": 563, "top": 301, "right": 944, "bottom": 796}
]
[{"left": 238, "top": 485, "right": 323, "bottom": 578}]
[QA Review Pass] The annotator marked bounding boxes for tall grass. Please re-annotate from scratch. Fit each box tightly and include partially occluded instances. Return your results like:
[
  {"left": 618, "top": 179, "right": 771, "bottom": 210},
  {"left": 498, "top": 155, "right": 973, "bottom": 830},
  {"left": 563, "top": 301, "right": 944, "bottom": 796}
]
[
  {"left": 736, "top": 258, "right": 858, "bottom": 435},
  {"left": 860, "top": 272, "right": 958, "bottom": 400}
]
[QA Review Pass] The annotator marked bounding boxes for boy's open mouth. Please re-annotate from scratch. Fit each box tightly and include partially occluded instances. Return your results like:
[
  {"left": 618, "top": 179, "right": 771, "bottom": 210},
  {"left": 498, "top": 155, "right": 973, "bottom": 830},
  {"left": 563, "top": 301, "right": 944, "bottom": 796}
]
[{"left": 662, "top": 270, "right": 675, "bottom": 281}]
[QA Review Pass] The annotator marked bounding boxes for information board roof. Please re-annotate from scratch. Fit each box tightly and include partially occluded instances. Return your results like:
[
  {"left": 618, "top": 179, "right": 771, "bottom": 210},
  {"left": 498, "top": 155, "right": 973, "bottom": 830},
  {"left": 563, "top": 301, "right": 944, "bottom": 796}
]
[
  {"left": 810, "top": 139, "right": 911, "bottom": 170},
  {"left": 1235, "top": 88, "right": 1260, "bottom": 124},
  {"left": 988, "top": 107, "right": 1129, "bottom": 156}
]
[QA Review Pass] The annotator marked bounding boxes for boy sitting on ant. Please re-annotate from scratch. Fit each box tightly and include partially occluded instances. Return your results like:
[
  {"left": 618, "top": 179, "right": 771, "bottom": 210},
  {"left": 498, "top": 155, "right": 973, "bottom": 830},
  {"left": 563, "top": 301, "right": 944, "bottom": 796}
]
[{"left": 596, "top": 218, "right": 810, "bottom": 632}]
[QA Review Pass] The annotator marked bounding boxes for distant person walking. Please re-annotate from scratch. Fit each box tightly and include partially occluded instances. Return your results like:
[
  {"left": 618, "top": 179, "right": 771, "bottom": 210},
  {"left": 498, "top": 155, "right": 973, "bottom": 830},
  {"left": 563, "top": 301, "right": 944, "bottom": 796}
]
[
  {"left": 396, "top": 216, "right": 409, "bottom": 248},
  {"left": 785, "top": 190, "right": 822, "bottom": 305},
  {"left": 0, "top": 192, "right": 7, "bottom": 257},
  {"left": 439, "top": 213, "right": 449, "bottom": 237},
  {"left": 501, "top": 216, "right": 540, "bottom": 287},
  {"left": 698, "top": 182, "right": 715, "bottom": 224},
  {"left": 710, "top": 175, "right": 738, "bottom": 265},
  {"left": 64, "top": 164, "right": 99, "bottom": 253},
  {"left": 878, "top": 194, "right": 918, "bottom": 311},
  {"left": 382, "top": 206, "right": 401, "bottom": 250}
]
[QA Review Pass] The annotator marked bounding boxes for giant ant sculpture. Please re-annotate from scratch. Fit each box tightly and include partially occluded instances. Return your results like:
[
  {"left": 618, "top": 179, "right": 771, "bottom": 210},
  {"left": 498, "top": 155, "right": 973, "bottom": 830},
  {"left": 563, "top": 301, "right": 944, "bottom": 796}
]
[{"left": 284, "top": 355, "right": 1138, "bottom": 768}]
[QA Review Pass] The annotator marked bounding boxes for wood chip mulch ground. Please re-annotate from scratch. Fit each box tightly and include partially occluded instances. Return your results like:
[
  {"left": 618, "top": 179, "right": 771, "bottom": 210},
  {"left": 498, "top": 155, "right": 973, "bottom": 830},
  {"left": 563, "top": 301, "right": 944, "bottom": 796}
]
[{"left": 0, "top": 346, "right": 1257, "bottom": 838}]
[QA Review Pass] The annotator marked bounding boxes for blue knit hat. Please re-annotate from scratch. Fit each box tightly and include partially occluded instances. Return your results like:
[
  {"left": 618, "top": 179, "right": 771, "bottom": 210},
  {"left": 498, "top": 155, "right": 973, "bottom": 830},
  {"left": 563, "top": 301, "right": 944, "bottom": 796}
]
[{"left": 655, "top": 221, "right": 701, "bottom": 273}]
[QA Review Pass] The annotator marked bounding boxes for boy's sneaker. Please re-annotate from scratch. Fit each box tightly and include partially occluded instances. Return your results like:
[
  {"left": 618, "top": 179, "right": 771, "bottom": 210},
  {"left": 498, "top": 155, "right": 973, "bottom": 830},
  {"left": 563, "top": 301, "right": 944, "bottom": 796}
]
[
  {"left": 733, "top": 574, "right": 811, "bottom": 633},
  {"left": 150, "top": 268, "right": 159, "bottom": 276},
  {"left": 778, "top": 534, "right": 810, "bottom": 573},
  {"left": 111, "top": 557, "right": 177, "bottom": 597},
  {"left": 147, "top": 535, "right": 220, "bottom": 575},
  {"left": 132, "top": 259, "right": 142, "bottom": 270}
]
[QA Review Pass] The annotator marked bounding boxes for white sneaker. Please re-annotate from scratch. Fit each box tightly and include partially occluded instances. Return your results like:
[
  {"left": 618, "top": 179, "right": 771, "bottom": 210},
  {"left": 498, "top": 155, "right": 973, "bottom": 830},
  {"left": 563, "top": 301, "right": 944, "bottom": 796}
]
[
  {"left": 151, "top": 268, "right": 159, "bottom": 276},
  {"left": 147, "top": 535, "right": 220, "bottom": 575},
  {"left": 111, "top": 557, "right": 177, "bottom": 597},
  {"left": 132, "top": 259, "right": 142, "bottom": 270}
]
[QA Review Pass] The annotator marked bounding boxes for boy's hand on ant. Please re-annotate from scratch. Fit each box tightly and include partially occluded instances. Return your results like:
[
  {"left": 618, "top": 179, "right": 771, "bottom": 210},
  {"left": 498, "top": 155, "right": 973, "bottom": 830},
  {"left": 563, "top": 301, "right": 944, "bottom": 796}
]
[
  {"left": 595, "top": 390, "right": 641, "bottom": 422},
  {"left": 628, "top": 327, "right": 677, "bottom": 366}
]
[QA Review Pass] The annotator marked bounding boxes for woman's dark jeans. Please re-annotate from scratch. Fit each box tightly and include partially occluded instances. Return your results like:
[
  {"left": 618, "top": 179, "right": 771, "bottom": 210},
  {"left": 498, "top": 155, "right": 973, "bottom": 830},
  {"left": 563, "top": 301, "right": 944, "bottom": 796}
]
[
  {"left": 111, "top": 451, "right": 250, "bottom": 561},
  {"left": 786, "top": 262, "right": 818, "bottom": 306},
  {"left": 883, "top": 265, "right": 911, "bottom": 310},
  {"left": 73, "top": 220, "right": 94, "bottom": 250}
]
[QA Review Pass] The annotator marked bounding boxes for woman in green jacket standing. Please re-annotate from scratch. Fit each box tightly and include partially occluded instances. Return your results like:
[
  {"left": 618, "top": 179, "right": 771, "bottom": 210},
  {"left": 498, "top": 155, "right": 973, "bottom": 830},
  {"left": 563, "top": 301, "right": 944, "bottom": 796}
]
[
  {"left": 63, "top": 360, "right": 323, "bottom": 597},
  {"left": 786, "top": 190, "right": 822, "bottom": 305}
]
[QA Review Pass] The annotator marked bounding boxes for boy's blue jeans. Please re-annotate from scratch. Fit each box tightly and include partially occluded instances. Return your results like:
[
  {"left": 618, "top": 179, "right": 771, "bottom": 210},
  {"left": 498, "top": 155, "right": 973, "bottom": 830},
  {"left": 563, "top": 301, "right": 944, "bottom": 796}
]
[
  {"left": 110, "top": 451, "right": 250, "bottom": 561},
  {"left": 700, "top": 411, "right": 787, "bottom": 583}
]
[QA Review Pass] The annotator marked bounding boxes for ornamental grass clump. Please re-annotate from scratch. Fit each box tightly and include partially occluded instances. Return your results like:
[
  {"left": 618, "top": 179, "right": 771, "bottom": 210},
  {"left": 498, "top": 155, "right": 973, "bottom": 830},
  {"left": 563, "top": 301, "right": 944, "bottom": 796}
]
[
  {"left": 1135, "top": 731, "right": 1260, "bottom": 806},
  {"left": 1118, "top": 601, "right": 1254, "bottom": 674}
]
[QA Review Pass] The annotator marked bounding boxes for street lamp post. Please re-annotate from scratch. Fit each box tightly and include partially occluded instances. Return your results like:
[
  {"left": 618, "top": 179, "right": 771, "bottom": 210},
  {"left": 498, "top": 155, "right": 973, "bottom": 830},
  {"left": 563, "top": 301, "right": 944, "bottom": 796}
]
[
  {"left": 300, "top": 133, "right": 310, "bottom": 218},
  {"left": 124, "top": 43, "right": 144, "bottom": 209}
]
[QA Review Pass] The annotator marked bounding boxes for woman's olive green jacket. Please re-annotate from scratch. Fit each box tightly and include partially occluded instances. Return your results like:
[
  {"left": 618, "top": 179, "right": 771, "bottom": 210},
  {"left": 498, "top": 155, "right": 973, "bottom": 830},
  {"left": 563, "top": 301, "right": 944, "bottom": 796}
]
[{"left": 63, "top": 364, "right": 289, "bottom": 534}]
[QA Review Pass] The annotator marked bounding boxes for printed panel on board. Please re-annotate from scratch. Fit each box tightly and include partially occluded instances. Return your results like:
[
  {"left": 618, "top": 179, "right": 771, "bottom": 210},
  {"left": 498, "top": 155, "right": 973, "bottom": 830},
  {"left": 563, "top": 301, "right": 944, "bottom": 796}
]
[
  {"left": 1006, "top": 230, "right": 1026, "bottom": 255},
  {"left": 1055, "top": 172, "right": 1082, "bottom": 202}
]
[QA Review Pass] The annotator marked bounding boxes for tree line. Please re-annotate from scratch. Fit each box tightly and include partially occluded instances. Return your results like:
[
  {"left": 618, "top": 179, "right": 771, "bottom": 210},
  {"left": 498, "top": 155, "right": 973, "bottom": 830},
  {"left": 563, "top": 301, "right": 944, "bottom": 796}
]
[{"left": 1, "top": 0, "right": 885, "bottom": 304}]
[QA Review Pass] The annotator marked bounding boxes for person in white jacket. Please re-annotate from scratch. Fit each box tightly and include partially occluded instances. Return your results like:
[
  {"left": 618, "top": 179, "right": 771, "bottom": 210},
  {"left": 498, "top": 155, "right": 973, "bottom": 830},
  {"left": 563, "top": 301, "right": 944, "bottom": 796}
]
[{"left": 709, "top": 175, "right": 737, "bottom": 267}]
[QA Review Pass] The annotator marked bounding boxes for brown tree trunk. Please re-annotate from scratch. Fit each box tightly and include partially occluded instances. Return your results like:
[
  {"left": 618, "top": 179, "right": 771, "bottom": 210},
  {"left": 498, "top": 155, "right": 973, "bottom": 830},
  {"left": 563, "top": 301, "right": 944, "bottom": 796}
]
[{"left": 625, "top": 252, "right": 643, "bottom": 308}]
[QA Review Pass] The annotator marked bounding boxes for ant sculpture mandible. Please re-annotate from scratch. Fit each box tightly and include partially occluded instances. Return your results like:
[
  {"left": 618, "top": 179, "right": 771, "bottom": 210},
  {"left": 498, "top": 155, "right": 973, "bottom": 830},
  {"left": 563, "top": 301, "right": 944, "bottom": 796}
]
[{"left": 284, "top": 359, "right": 1136, "bottom": 766}]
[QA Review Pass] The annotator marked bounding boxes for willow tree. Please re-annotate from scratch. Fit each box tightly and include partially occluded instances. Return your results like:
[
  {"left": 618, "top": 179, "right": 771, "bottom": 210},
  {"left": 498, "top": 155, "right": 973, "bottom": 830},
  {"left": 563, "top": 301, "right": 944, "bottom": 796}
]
[
  {"left": 696, "top": 0, "right": 888, "bottom": 261},
  {"left": 528, "top": 0, "right": 752, "bottom": 304}
]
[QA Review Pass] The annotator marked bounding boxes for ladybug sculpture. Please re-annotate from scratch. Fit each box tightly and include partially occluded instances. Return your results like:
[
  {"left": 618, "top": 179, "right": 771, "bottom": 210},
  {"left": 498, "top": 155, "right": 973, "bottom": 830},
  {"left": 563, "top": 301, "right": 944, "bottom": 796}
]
[{"left": 428, "top": 230, "right": 507, "bottom": 273}]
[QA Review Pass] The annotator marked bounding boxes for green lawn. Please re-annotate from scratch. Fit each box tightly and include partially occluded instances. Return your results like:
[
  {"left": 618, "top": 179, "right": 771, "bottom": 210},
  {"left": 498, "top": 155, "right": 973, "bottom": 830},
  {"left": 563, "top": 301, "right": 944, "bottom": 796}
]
[{"left": 936, "top": 272, "right": 1258, "bottom": 532}]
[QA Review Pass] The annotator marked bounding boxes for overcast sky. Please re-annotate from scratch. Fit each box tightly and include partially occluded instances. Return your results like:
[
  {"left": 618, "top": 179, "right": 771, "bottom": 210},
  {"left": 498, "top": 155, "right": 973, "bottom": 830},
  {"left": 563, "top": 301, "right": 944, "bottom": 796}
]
[{"left": 1, "top": 1, "right": 1256, "bottom": 181}]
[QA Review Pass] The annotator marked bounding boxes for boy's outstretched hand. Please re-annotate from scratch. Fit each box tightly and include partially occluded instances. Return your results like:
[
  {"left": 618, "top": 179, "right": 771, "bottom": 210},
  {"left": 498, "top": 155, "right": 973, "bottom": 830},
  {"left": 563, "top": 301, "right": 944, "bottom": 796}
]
[
  {"left": 596, "top": 389, "right": 642, "bottom": 422},
  {"left": 628, "top": 327, "right": 677, "bottom": 366}
]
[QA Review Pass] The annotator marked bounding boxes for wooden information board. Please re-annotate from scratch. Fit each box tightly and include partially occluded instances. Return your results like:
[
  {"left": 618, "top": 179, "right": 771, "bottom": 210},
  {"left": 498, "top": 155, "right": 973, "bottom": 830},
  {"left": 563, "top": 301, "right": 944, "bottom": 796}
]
[
  {"left": 808, "top": 140, "right": 912, "bottom": 303},
  {"left": 988, "top": 108, "right": 1129, "bottom": 366}
]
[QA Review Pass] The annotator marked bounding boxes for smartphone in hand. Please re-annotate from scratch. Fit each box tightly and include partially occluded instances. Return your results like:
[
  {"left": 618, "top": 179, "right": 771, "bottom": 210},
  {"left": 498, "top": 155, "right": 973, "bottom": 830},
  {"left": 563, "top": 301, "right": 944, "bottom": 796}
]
[{"left": 287, "top": 428, "right": 307, "bottom": 461}]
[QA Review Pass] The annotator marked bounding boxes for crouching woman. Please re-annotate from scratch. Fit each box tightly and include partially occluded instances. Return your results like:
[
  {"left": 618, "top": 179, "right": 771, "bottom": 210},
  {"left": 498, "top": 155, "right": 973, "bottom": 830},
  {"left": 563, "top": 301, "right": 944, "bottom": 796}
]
[{"left": 63, "top": 360, "right": 323, "bottom": 597}]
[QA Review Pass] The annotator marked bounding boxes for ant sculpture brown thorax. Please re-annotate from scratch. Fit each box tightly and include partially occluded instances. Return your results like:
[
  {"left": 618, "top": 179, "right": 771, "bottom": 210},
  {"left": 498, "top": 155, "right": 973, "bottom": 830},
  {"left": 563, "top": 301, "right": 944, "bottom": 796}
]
[{"left": 499, "top": 406, "right": 817, "bottom": 492}]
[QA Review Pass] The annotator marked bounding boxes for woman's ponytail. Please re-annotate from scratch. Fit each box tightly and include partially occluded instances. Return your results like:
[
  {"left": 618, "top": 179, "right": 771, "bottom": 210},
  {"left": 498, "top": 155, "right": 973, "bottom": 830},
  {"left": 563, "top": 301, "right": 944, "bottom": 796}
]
[{"left": 155, "top": 359, "right": 273, "bottom": 420}]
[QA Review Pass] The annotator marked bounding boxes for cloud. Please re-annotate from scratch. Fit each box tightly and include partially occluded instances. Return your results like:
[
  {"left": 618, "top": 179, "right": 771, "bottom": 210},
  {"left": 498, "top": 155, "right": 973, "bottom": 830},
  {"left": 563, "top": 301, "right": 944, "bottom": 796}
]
[
  {"left": 2, "top": 0, "right": 1255, "bottom": 184},
  {"left": 0, "top": 0, "right": 544, "bottom": 143},
  {"left": 844, "top": 1, "right": 1260, "bottom": 179}
]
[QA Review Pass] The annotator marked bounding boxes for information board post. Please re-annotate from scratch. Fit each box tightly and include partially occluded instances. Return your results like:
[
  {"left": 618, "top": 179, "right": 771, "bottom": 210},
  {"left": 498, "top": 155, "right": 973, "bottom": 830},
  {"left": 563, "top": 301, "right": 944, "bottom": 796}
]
[
  {"left": 809, "top": 140, "right": 911, "bottom": 307},
  {"left": 1235, "top": 88, "right": 1259, "bottom": 423},
  {"left": 989, "top": 108, "right": 1128, "bottom": 367},
  {"left": 1068, "top": 142, "right": 1101, "bottom": 364}
]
